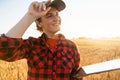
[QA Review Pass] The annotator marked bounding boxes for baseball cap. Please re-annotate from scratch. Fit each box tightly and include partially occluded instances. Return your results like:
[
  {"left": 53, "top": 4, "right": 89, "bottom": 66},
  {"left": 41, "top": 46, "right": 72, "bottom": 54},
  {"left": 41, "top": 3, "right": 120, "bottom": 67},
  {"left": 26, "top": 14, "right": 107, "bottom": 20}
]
[{"left": 46, "top": 0, "right": 66, "bottom": 11}]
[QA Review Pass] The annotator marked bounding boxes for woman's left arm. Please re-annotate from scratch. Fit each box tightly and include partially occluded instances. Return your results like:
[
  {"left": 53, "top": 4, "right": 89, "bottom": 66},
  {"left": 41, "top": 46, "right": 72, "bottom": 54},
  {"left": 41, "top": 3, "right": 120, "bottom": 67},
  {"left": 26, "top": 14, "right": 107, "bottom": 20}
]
[{"left": 71, "top": 44, "right": 83, "bottom": 80}]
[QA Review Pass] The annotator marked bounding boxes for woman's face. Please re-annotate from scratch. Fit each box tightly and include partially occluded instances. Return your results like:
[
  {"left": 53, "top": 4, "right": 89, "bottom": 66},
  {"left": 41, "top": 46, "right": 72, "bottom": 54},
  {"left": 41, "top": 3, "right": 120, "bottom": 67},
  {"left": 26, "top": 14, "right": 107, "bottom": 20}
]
[{"left": 39, "top": 7, "right": 61, "bottom": 34}]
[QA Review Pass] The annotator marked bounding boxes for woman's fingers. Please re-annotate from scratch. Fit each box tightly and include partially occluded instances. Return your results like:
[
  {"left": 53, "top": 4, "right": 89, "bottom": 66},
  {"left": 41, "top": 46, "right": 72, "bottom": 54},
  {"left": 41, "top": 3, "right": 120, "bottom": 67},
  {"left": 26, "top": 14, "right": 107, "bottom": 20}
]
[
  {"left": 42, "top": 2, "right": 46, "bottom": 11},
  {"left": 45, "top": 0, "right": 51, "bottom": 5}
]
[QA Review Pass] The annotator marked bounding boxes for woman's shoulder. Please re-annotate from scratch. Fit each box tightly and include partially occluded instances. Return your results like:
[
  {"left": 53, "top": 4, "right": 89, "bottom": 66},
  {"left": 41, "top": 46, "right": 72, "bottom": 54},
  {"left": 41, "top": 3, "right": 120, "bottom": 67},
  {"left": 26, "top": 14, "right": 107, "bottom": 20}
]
[{"left": 57, "top": 34, "right": 76, "bottom": 46}]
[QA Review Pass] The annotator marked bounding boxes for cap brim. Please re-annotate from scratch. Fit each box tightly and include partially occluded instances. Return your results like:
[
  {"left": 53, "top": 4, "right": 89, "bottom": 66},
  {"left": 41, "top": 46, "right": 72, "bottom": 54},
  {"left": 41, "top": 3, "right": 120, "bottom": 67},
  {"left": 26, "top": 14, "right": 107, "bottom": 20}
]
[{"left": 47, "top": 0, "right": 66, "bottom": 11}]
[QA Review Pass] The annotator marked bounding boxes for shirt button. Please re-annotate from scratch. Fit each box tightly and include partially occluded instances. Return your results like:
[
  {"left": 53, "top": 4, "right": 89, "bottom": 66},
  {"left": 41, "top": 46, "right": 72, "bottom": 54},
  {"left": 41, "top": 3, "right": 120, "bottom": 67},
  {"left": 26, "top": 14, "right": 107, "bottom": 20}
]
[
  {"left": 53, "top": 71, "right": 56, "bottom": 74},
  {"left": 55, "top": 46, "right": 57, "bottom": 49}
]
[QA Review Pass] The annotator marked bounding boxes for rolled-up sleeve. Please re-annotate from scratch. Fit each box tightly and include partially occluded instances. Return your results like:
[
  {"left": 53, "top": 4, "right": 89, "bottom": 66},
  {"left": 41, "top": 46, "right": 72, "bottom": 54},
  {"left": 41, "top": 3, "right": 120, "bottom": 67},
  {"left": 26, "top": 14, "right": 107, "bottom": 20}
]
[{"left": 0, "top": 34, "right": 31, "bottom": 61}]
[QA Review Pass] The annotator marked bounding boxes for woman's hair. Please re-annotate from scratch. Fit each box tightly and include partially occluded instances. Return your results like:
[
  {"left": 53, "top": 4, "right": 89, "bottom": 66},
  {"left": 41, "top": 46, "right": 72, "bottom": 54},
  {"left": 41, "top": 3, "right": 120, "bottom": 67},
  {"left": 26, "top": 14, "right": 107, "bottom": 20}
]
[{"left": 36, "top": 18, "right": 43, "bottom": 32}]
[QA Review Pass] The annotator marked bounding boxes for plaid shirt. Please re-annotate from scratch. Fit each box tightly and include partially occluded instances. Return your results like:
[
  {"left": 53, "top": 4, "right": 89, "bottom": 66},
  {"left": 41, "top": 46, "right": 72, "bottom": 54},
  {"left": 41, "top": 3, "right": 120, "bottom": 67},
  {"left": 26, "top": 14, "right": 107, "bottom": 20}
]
[{"left": 0, "top": 33, "right": 82, "bottom": 80}]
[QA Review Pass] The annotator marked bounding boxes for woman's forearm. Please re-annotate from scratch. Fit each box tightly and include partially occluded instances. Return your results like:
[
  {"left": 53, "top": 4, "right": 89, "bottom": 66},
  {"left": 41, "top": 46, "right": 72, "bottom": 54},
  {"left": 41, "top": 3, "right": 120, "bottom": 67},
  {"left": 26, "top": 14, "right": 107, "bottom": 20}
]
[{"left": 6, "top": 13, "right": 36, "bottom": 38}]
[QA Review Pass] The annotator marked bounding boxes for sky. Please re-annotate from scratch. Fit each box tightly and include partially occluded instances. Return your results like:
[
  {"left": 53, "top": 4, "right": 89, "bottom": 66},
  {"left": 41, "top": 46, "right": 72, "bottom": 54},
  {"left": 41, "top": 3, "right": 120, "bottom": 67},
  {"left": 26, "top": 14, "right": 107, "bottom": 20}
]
[{"left": 0, "top": 0, "right": 120, "bottom": 39}]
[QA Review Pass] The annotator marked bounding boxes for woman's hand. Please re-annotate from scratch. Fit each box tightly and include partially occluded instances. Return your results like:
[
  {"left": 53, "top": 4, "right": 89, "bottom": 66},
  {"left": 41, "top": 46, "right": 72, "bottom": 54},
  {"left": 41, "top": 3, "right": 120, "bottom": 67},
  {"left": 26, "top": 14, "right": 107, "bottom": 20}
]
[{"left": 27, "top": 0, "right": 51, "bottom": 20}]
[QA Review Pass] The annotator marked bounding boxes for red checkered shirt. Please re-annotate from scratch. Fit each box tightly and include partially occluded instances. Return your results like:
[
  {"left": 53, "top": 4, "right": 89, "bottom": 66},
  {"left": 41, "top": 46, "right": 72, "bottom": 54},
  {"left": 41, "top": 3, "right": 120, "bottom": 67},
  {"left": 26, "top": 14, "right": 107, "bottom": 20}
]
[{"left": 0, "top": 33, "right": 82, "bottom": 80}]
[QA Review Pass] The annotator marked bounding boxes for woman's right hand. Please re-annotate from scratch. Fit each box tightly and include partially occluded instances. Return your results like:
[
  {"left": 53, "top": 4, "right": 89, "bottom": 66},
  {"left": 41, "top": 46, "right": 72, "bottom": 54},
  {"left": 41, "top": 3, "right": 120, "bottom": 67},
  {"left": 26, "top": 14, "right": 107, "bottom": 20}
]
[{"left": 27, "top": 0, "right": 51, "bottom": 20}]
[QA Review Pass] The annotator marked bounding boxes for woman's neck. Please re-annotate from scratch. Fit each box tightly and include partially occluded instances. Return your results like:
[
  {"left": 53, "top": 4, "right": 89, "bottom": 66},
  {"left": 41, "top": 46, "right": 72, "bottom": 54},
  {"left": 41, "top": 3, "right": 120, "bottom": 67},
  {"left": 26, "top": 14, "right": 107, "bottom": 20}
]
[{"left": 45, "top": 32, "right": 57, "bottom": 39}]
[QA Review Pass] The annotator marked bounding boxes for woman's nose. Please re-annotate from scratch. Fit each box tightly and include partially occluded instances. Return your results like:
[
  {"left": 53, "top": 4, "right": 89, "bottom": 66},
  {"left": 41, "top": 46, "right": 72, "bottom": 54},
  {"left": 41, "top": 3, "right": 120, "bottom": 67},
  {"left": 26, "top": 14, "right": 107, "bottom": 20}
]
[{"left": 53, "top": 16, "right": 60, "bottom": 21}]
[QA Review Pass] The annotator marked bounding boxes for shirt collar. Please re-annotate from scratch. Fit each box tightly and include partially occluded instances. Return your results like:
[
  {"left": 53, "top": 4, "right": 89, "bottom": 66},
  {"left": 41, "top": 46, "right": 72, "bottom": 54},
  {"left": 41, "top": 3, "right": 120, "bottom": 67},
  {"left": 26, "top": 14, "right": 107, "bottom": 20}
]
[{"left": 40, "top": 33, "right": 66, "bottom": 41}]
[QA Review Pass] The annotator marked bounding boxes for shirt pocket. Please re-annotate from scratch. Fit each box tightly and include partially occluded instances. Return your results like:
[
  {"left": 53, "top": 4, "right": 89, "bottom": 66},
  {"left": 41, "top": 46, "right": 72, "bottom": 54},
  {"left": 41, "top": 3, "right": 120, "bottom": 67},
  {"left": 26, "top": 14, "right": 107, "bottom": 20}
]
[
  {"left": 37, "top": 56, "right": 48, "bottom": 69},
  {"left": 29, "top": 52, "right": 48, "bottom": 69}
]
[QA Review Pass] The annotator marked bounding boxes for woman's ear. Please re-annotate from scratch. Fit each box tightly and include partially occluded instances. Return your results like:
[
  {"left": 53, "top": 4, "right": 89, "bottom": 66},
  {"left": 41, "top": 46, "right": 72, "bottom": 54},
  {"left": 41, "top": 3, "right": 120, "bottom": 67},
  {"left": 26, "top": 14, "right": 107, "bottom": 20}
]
[{"left": 35, "top": 20, "right": 42, "bottom": 28}]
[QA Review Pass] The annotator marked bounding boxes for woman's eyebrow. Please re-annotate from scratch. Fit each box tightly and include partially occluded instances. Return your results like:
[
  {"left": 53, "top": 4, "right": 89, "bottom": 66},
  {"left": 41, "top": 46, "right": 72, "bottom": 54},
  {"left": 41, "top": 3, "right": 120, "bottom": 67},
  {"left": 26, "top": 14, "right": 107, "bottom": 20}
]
[{"left": 46, "top": 12, "right": 52, "bottom": 16}]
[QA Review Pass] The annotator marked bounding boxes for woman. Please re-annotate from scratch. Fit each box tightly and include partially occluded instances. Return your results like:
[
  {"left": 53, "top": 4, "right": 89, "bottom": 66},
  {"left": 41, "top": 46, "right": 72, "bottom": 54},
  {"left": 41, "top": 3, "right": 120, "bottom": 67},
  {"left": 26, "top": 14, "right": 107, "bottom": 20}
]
[{"left": 0, "top": 0, "right": 82, "bottom": 80}]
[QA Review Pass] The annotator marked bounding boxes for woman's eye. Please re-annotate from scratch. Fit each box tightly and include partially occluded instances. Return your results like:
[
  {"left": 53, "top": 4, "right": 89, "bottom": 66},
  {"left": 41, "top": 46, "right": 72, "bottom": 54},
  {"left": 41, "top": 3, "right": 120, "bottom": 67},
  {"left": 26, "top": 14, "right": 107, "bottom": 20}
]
[
  {"left": 46, "top": 13, "right": 59, "bottom": 18},
  {"left": 46, "top": 14, "right": 53, "bottom": 18}
]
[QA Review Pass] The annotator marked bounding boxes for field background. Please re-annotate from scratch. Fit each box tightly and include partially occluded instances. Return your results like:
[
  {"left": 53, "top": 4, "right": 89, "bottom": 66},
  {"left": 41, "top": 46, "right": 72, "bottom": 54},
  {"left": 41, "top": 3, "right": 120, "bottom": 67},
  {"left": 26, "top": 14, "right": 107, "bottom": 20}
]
[{"left": 0, "top": 37, "right": 120, "bottom": 80}]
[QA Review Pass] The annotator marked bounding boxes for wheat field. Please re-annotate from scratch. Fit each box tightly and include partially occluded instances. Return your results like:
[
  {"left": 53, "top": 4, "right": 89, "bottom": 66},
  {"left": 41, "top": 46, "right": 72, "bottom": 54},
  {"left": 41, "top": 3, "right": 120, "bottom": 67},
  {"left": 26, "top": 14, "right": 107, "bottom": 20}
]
[
  {"left": 0, "top": 38, "right": 120, "bottom": 80},
  {"left": 73, "top": 37, "right": 120, "bottom": 80}
]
